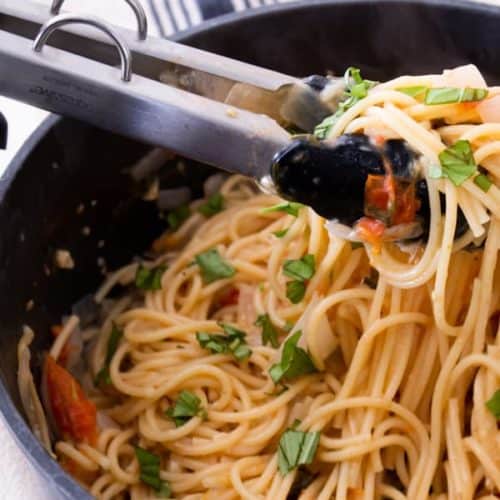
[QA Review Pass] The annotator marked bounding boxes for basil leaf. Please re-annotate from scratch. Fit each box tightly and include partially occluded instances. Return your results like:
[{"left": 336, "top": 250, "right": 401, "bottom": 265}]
[
  {"left": 474, "top": 174, "right": 493, "bottom": 192},
  {"left": 397, "top": 86, "right": 428, "bottom": 99},
  {"left": 198, "top": 193, "right": 224, "bottom": 217},
  {"left": 273, "top": 228, "right": 289, "bottom": 238},
  {"left": 437, "top": 140, "right": 477, "bottom": 186},
  {"left": 95, "top": 324, "right": 123, "bottom": 386},
  {"left": 286, "top": 281, "right": 306, "bottom": 304},
  {"left": 135, "top": 447, "right": 171, "bottom": 497},
  {"left": 485, "top": 389, "right": 500, "bottom": 419},
  {"left": 166, "top": 390, "right": 206, "bottom": 427},
  {"left": 283, "top": 255, "right": 315, "bottom": 281},
  {"left": 195, "top": 249, "right": 235, "bottom": 284},
  {"left": 255, "top": 314, "right": 279, "bottom": 348},
  {"left": 261, "top": 202, "right": 304, "bottom": 217},
  {"left": 135, "top": 264, "right": 167, "bottom": 291},
  {"left": 314, "top": 67, "right": 377, "bottom": 140},
  {"left": 269, "top": 331, "right": 317, "bottom": 384},
  {"left": 278, "top": 428, "right": 320, "bottom": 475},
  {"left": 196, "top": 324, "right": 252, "bottom": 361},
  {"left": 350, "top": 241, "right": 364, "bottom": 250},
  {"left": 167, "top": 204, "right": 191, "bottom": 231},
  {"left": 425, "top": 87, "right": 488, "bottom": 105}
]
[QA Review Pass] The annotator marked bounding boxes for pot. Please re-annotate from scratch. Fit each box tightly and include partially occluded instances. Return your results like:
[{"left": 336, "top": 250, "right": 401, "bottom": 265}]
[{"left": 1, "top": 1, "right": 500, "bottom": 498}]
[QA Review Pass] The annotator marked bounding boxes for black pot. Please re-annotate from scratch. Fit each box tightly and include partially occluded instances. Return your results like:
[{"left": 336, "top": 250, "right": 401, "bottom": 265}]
[{"left": 1, "top": 1, "right": 500, "bottom": 498}]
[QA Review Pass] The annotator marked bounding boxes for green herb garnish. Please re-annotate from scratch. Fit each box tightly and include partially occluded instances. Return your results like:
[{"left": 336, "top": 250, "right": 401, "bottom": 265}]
[
  {"left": 283, "top": 255, "right": 315, "bottom": 304},
  {"left": 474, "top": 173, "right": 493, "bottom": 192},
  {"left": 397, "top": 86, "right": 429, "bottom": 99},
  {"left": 195, "top": 249, "right": 235, "bottom": 284},
  {"left": 314, "top": 67, "right": 377, "bottom": 140},
  {"left": 95, "top": 323, "right": 123, "bottom": 386},
  {"left": 273, "top": 228, "right": 289, "bottom": 238},
  {"left": 425, "top": 87, "right": 488, "bottom": 105},
  {"left": 286, "top": 280, "right": 306, "bottom": 304},
  {"left": 167, "top": 204, "right": 191, "bottom": 231},
  {"left": 198, "top": 193, "right": 224, "bottom": 217},
  {"left": 255, "top": 314, "right": 279, "bottom": 348},
  {"left": 430, "top": 140, "right": 477, "bottom": 186},
  {"left": 277, "top": 427, "right": 320, "bottom": 475},
  {"left": 135, "top": 264, "right": 167, "bottom": 291},
  {"left": 269, "top": 331, "right": 317, "bottom": 384},
  {"left": 196, "top": 323, "right": 252, "bottom": 361},
  {"left": 134, "top": 447, "right": 171, "bottom": 497},
  {"left": 261, "top": 202, "right": 304, "bottom": 217},
  {"left": 165, "top": 390, "right": 207, "bottom": 427},
  {"left": 486, "top": 389, "right": 500, "bottom": 419},
  {"left": 283, "top": 255, "right": 315, "bottom": 281}
]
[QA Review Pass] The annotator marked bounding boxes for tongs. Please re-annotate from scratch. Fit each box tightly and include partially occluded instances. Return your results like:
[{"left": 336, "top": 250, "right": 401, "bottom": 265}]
[{"left": 0, "top": 0, "right": 430, "bottom": 239}]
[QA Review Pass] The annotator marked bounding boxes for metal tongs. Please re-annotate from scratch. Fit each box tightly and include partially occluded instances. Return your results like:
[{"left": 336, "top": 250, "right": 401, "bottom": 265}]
[
  {"left": 0, "top": 0, "right": 432, "bottom": 241},
  {"left": 0, "top": 0, "right": 339, "bottom": 181}
]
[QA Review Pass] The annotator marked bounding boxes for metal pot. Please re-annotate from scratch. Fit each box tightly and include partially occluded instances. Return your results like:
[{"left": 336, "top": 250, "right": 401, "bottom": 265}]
[{"left": 1, "top": 1, "right": 500, "bottom": 498}]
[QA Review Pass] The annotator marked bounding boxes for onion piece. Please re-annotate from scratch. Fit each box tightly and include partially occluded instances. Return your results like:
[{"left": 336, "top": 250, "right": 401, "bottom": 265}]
[
  {"left": 439, "top": 64, "right": 487, "bottom": 89},
  {"left": 129, "top": 148, "right": 174, "bottom": 181},
  {"left": 17, "top": 326, "right": 54, "bottom": 456},
  {"left": 203, "top": 173, "right": 227, "bottom": 198},
  {"left": 96, "top": 411, "right": 120, "bottom": 431},
  {"left": 72, "top": 294, "right": 100, "bottom": 327},
  {"left": 477, "top": 95, "right": 500, "bottom": 123},
  {"left": 156, "top": 187, "right": 191, "bottom": 211}
]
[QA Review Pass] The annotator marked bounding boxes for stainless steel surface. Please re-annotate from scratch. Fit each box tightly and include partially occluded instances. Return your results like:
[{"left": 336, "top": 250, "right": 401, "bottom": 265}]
[
  {"left": 0, "top": 0, "right": 331, "bottom": 130},
  {"left": 33, "top": 14, "right": 132, "bottom": 82},
  {"left": 50, "top": 0, "right": 148, "bottom": 41},
  {"left": 0, "top": 25, "right": 290, "bottom": 179}
]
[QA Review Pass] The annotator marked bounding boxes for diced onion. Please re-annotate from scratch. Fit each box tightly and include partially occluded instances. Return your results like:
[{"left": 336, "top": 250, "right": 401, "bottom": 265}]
[
  {"left": 477, "top": 95, "right": 500, "bottom": 123},
  {"left": 439, "top": 64, "right": 487, "bottom": 89}
]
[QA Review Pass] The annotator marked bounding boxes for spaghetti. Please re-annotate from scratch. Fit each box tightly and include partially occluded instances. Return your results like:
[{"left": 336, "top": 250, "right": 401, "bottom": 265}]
[{"left": 18, "top": 65, "right": 500, "bottom": 499}]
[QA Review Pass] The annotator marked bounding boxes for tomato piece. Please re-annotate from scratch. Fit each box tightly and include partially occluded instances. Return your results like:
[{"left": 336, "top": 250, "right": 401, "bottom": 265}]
[
  {"left": 356, "top": 217, "right": 385, "bottom": 252},
  {"left": 45, "top": 355, "right": 97, "bottom": 444},
  {"left": 393, "top": 182, "right": 420, "bottom": 225},
  {"left": 216, "top": 287, "right": 240, "bottom": 308}
]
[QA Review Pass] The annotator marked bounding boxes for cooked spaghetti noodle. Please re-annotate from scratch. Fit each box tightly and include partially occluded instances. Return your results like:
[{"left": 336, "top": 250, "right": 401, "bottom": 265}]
[{"left": 19, "top": 65, "right": 500, "bottom": 499}]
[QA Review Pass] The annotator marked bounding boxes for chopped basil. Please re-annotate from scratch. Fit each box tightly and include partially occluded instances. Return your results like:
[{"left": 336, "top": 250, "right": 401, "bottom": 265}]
[
  {"left": 134, "top": 447, "right": 171, "bottom": 497},
  {"left": 278, "top": 427, "right": 320, "bottom": 475},
  {"left": 485, "top": 389, "right": 500, "bottom": 419},
  {"left": 261, "top": 202, "right": 304, "bottom": 217},
  {"left": 350, "top": 241, "right": 364, "bottom": 250},
  {"left": 430, "top": 140, "right": 477, "bottom": 186},
  {"left": 283, "top": 255, "right": 315, "bottom": 304},
  {"left": 273, "top": 228, "right": 289, "bottom": 238},
  {"left": 135, "top": 264, "right": 167, "bottom": 291},
  {"left": 286, "top": 280, "right": 306, "bottom": 304},
  {"left": 397, "top": 86, "right": 428, "bottom": 99},
  {"left": 314, "top": 67, "right": 377, "bottom": 140},
  {"left": 95, "top": 324, "right": 123, "bottom": 386},
  {"left": 198, "top": 193, "right": 224, "bottom": 217},
  {"left": 474, "top": 173, "right": 493, "bottom": 192},
  {"left": 283, "top": 255, "right": 316, "bottom": 281},
  {"left": 269, "top": 330, "right": 317, "bottom": 384},
  {"left": 195, "top": 249, "right": 235, "bottom": 284},
  {"left": 196, "top": 323, "right": 252, "bottom": 361},
  {"left": 284, "top": 321, "right": 295, "bottom": 332},
  {"left": 167, "top": 204, "right": 191, "bottom": 231},
  {"left": 255, "top": 314, "right": 279, "bottom": 348},
  {"left": 425, "top": 87, "right": 488, "bottom": 105},
  {"left": 165, "top": 390, "right": 207, "bottom": 427}
]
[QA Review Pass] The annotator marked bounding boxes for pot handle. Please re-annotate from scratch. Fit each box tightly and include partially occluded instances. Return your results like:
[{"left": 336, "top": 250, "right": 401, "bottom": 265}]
[
  {"left": 50, "top": 0, "right": 148, "bottom": 41},
  {"left": 32, "top": 14, "right": 133, "bottom": 82},
  {"left": 0, "top": 112, "right": 7, "bottom": 150}
]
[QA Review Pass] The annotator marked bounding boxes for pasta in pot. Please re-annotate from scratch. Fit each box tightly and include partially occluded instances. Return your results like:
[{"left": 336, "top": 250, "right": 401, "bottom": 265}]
[{"left": 19, "top": 65, "right": 500, "bottom": 499}]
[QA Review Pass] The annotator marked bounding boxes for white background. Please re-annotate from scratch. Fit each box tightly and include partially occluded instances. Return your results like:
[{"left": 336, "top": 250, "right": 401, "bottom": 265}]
[{"left": 1, "top": 0, "right": 500, "bottom": 499}]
